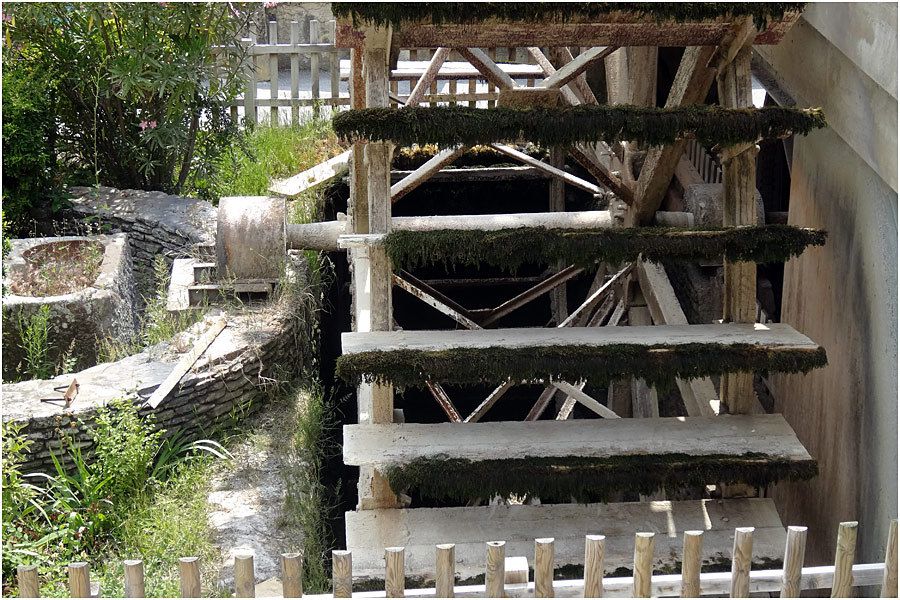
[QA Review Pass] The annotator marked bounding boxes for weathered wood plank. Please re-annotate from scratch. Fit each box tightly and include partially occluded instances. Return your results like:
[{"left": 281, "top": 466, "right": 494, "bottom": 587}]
[
  {"left": 269, "top": 150, "right": 351, "bottom": 198},
  {"left": 343, "top": 323, "right": 821, "bottom": 355},
  {"left": 343, "top": 414, "right": 812, "bottom": 466},
  {"left": 345, "top": 498, "right": 788, "bottom": 579},
  {"left": 390, "top": 145, "right": 469, "bottom": 202},
  {"left": 541, "top": 46, "right": 618, "bottom": 89},
  {"left": 340, "top": 59, "right": 545, "bottom": 81},
  {"left": 491, "top": 144, "right": 603, "bottom": 196},
  {"left": 458, "top": 48, "right": 516, "bottom": 90},
  {"left": 405, "top": 48, "right": 451, "bottom": 107}
]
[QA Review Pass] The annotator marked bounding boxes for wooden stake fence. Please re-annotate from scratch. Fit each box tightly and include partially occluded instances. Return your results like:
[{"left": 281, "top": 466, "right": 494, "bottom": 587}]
[{"left": 17, "top": 520, "right": 897, "bottom": 598}]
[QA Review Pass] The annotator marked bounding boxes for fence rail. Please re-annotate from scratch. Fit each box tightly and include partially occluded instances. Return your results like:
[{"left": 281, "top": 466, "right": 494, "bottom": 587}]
[
  {"left": 15, "top": 520, "right": 898, "bottom": 598},
  {"left": 226, "top": 18, "right": 554, "bottom": 126}
]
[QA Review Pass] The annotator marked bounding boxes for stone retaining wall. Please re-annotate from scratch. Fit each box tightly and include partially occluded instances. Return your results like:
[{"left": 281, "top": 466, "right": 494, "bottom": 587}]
[
  {"left": 2, "top": 292, "right": 304, "bottom": 473},
  {"left": 61, "top": 187, "right": 216, "bottom": 303}
]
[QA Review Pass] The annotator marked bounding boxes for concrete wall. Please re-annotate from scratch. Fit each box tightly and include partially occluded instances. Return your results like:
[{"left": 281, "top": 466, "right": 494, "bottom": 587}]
[{"left": 755, "top": 3, "right": 897, "bottom": 566}]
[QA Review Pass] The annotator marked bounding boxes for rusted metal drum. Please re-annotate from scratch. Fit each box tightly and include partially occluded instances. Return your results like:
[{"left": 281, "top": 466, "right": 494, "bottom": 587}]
[{"left": 216, "top": 196, "right": 286, "bottom": 281}]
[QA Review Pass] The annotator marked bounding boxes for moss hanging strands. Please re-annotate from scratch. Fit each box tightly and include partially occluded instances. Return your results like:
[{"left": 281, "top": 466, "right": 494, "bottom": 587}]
[
  {"left": 383, "top": 225, "right": 827, "bottom": 273},
  {"left": 333, "top": 105, "right": 826, "bottom": 148},
  {"left": 333, "top": 3, "right": 805, "bottom": 31},
  {"left": 336, "top": 343, "right": 827, "bottom": 388},
  {"left": 383, "top": 453, "right": 818, "bottom": 503}
]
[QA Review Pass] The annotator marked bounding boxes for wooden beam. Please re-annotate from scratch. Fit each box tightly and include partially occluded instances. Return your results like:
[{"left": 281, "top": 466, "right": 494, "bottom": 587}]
[
  {"left": 269, "top": 150, "right": 351, "bottom": 198},
  {"left": 362, "top": 13, "right": 802, "bottom": 49},
  {"left": 145, "top": 317, "right": 226, "bottom": 409},
  {"left": 424, "top": 381, "right": 462, "bottom": 422},
  {"left": 541, "top": 46, "right": 617, "bottom": 90},
  {"left": 390, "top": 145, "right": 469, "bottom": 202},
  {"left": 551, "top": 381, "right": 621, "bottom": 419},
  {"left": 491, "top": 144, "right": 603, "bottom": 196},
  {"left": 405, "top": 47, "right": 450, "bottom": 107},
  {"left": 344, "top": 415, "right": 812, "bottom": 467},
  {"left": 464, "top": 380, "right": 515, "bottom": 423},
  {"left": 344, "top": 498, "right": 789, "bottom": 580},
  {"left": 342, "top": 323, "right": 823, "bottom": 357},
  {"left": 635, "top": 259, "right": 720, "bottom": 417},
  {"left": 458, "top": 47, "right": 516, "bottom": 90},
  {"left": 478, "top": 265, "right": 584, "bottom": 327},
  {"left": 392, "top": 273, "right": 482, "bottom": 330},
  {"left": 559, "top": 264, "right": 631, "bottom": 328},
  {"left": 629, "top": 45, "right": 718, "bottom": 225},
  {"left": 719, "top": 45, "right": 759, "bottom": 416}
]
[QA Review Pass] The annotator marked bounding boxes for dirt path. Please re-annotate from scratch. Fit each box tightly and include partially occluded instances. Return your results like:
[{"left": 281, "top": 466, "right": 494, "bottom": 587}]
[{"left": 207, "top": 389, "right": 307, "bottom": 592}]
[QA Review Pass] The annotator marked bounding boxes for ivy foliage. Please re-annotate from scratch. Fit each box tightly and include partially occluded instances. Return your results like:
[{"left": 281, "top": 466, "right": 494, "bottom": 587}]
[
  {"left": 333, "top": 3, "right": 805, "bottom": 30},
  {"left": 336, "top": 343, "right": 828, "bottom": 388},
  {"left": 383, "top": 225, "right": 827, "bottom": 273},
  {"left": 384, "top": 453, "right": 818, "bottom": 503},
  {"left": 333, "top": 105, "right": 826, "bottom": 148}
]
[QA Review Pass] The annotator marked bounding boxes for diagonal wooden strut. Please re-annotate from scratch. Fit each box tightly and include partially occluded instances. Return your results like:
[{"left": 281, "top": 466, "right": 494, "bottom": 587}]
[
  {"left": 406, "top": 47, "right": 450, "bottom": 107},
  {"left": 477, "top": 265, "right": 585, "bottom": 328},
  {"left": 425, "top": 381, "right": 462, "bottom": 422},
  {"left": 392, "top": 272, "right": 482, "bottom": 330},
  {"left": 391, "top": 145, "right": 470, "bottom": 202},
  {"left": 490, "top": 144, "right": 604, "bottom": 196},
  {"left": 540, "top": 46, "right": 619, "bottom": 90}
]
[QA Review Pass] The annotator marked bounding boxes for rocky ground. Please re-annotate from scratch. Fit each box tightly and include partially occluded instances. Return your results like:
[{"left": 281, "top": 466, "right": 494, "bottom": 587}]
[{"left": 207, "top": 388, "right": 307, "bottom": 595}]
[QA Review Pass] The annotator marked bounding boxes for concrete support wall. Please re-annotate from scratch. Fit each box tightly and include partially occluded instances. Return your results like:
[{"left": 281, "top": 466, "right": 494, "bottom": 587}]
[{"left": 755, "top": 3, "right": 897, "bottom": 566}]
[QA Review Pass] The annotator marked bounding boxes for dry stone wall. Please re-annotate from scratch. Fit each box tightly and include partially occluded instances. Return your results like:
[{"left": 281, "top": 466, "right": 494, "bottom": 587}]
[
  {"left": 3, "top": 303, "right": 301, "bottom": 473},
  {"left": 61, "top": 187, "right": 216, "bottom": 303}
]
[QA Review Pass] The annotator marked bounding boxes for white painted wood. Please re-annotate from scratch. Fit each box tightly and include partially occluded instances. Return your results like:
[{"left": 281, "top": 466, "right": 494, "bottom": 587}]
[
  {"left": 390, "top": 145, "right": 469, "bottom": 202},
  {"left": 491, "top": 144, "right": 604, "bottom": 196},
  {"left": 145, "top": 317, "right": 227, "bottom": 409},
  {"left": 343, "top": 414, "right": 812, "bottom": 466},
  {"left": 459, "top": 48, "right": 517, "bottom": 90},
  {"left": 299, "top": 563, "right": 886, "bottom": 598},
  {"left": 342, "top": 322, "right": 822, "bottom": 355},
  {"left": 340, "top": 59, "right": 545, "bottom": 81},
  {"left": 541, "top": 47, "right": 617, "bottom": 89},
  {"left": 344, "top": 498, "right": 787, "bottom": 580},
  {"left": 270, "top": 150, "right": 351, "bottom": 198},
  {"left": 550, "top": 381, "right": 621, "bottom": 419},
  {"left": 559, "top": 264, "right": 631, "bottom": 328}
]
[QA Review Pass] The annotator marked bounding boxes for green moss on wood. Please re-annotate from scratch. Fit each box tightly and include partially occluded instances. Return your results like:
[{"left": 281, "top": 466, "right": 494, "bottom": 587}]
[
  {"left": 383, "top": 453, "right": 818, "bottom": 503},
  {"left": 383, "top": 225, "right": 827, "bottom": 273},
  {"left": 334, "top": 3, "right": 805, "bottom": 31},
  {"left": 333, "top": 105, "right": 826, "bottom": 148},
  {"left": 336, "top": 343, "right": 827, "bottom": 388}
]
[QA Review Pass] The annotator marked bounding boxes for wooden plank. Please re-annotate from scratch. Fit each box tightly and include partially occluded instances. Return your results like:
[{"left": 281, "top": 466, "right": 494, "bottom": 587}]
[
  {"left": 629, "top": 45, "right": 718, "bottom": 225},
  {"left": 478, "top": 266, "right": 584, "bottom": 328},
  {"left": 390, "top": 165, "right": 551, "bottom": 183},
  {"left": 303, "top": 563, "right": 885, "bottom": 598},
  {"left": 370, "top": 14, "right": 802, "bottom": 49},
  {"left": 550, "top": 381, "right": 621, "bottom": 419},
  {"left": 406, "top": 48, "right": 451, "bottom": 107},
  {"left": 342, "top": 323, "right": 822, "bottom": 355},
  {"left": 491, "top": 144, "right": 604, "bottom": 196},
  {"left": 393, "top": 271, "right": 479, "bottom": 329},
  {"left": 390, "top": 145, "right": 469, "bottom": 202},
  {"left": 269, "top": 150, "right": 351, "bottom": 197},
  {"left": 424, "top": 381, "right": 462, "bottom": 423},
  {"left": 542, "top": 46, "right": 617, "bottom": 89},
  {"left": 464, "top": 380, "right": 515, "bottom": 423},
  {"left": 340, "top": 59, "right": 545, "bottom": 81},
  {"left": 145, "top": 317, "right": 227, "bottom": 409},
  {"left": 344, "top": 498, "right": 788, "bottom": 579},
  {"left": 458, "top": 48, "right": 517, "bottom": 90},
  {"left": 343, "top": 414, "right": 813, "bottom": 466},
  {"left": 635, "top": 259, "right": 720, "bottom": 417}
]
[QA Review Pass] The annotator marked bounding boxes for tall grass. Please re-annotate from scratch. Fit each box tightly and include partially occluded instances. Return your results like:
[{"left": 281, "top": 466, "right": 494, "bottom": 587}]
[{"left": 203, "top": 119, "right": 342, "bottom": 199}]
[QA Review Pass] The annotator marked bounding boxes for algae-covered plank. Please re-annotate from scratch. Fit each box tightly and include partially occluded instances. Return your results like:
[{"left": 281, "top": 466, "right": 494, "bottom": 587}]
[
  {"left": 345, "top": 498, "right": 787, "bottom": 580},
  {"left": 343, "top": 414, "right": 812, "bottom": 466}
]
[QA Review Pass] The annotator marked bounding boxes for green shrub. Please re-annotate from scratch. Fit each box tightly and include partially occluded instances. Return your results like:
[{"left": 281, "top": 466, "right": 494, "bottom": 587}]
[
  {"left": 4, "top": 3, "right": 253, "bottom": 194},
  {"left": 1, "top": 55, "right": 62, "bottom": 234}
]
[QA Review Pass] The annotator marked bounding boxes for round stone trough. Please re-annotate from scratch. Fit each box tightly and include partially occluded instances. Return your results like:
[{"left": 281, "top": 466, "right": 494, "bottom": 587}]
[{"left": 2, "top": 234, "right": 137, "bottom": 380}]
